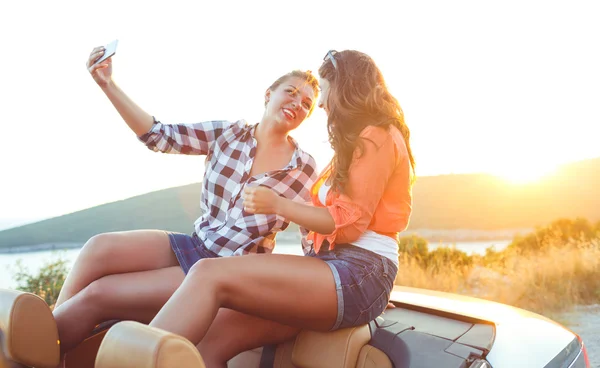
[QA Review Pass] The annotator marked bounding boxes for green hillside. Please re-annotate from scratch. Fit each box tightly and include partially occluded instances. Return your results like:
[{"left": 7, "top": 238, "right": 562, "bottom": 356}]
[
  {"left": 0, "top": 183, "right": 204, "bottom": 247},
  {"left": 1, "top": 157, "right": 599, "bottom": 248}
]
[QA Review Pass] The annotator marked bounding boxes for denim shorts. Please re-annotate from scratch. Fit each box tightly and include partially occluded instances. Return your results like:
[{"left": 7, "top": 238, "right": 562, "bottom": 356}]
[
  {"left": 307, "top": 243, "right": 398, "bottom": 330},
  {"left": 167, "top": 232, "right": 220, "bottom": 274}
]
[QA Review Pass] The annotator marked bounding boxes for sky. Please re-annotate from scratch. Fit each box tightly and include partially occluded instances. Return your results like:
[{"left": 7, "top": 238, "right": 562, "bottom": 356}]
[{"left": 1, "top": 0, "right": 599, "bottom": 228}]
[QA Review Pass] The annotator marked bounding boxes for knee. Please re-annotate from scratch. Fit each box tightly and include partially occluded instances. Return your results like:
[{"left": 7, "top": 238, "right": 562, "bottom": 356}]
[
  {"left": 187, "top": 258, "right": 221, "bottom": 281},
  {"left": 187, "top": 258, "right": 229, "bottom": 299},
  {"left": 79, "top": 233, "right": 118, "bottom": 264}
]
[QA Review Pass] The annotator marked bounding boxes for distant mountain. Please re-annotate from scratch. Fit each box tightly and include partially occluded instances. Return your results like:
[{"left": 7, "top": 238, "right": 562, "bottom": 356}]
[
  {"left": 1, "top": 157, "right": 599, "bottom": 248},
  {"left": 409, "top": 157, "right": 600, "bottom": 230},
  {"left": 0, "top": 218, "right": 46, "bottom": 231},
  {"left": 0, "top": 184, "right": 203, "bottom": 248}
]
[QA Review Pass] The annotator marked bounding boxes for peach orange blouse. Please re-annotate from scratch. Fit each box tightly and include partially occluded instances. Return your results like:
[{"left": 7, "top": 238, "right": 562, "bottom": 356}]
[{"left": 307, "top": 125, "right": 412, "bottom": 253}]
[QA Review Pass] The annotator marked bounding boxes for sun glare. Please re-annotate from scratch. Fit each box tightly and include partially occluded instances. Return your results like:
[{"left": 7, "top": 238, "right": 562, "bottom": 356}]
[{"left": 493, "top": 163, "right": 558, "bottom": 184}]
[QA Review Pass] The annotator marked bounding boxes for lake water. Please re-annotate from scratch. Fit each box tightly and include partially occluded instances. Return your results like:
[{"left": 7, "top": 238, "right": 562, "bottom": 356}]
[{"left": 0, "top": 240, "right": 511, "bottom": 289}]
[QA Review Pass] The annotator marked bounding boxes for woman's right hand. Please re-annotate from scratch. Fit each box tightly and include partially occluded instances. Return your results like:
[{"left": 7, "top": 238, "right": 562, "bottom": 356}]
[
  {"left": 242, "top": 186, "right": 283, "bottom": 215},
  {"left": 86, "top": 46, "right": 113, "bottom": 87}
]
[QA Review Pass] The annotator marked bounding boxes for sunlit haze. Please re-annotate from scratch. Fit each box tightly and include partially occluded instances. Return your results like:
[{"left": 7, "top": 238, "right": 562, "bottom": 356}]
[{"left": 1, "top": 0, "right": 599, "bottom": 224}]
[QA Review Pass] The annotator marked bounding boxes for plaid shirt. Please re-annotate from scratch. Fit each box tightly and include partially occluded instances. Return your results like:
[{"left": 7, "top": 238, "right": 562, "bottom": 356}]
[{"left": 139, "top": 118, "right": 318, "bottom": 256}]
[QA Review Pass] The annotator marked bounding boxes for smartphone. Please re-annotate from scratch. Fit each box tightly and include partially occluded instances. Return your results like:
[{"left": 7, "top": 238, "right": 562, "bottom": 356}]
[{"left": 93, "top": 39, "right": 119, "bottom": 66}]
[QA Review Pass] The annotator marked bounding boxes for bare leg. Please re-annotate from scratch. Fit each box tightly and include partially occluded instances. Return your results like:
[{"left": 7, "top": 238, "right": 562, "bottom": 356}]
[
  {"left": 55, "top": 266, "right": 184, "bottom": 354},
  {"left": 150, "top": 254, "right": 338, "bottom": 345},
  {"left": 55, "top": 230, "right": 178, "bottom": 308},
  {"left": 198, "top": 309, "right": 300, "bottom": 368}
]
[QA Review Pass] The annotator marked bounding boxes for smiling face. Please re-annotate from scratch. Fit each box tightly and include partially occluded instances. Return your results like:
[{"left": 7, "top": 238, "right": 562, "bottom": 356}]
[{"left": 264, "top": 76, "right": 316, "bottom": 132}]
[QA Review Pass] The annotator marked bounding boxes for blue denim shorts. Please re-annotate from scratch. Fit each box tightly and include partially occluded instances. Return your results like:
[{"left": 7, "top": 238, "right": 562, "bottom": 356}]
[
  {"left": 167, "top": 232, "right": 220, "bottom": 274},
  {"left": 308, "top": 243, "right": 398, "bottom": 330}
]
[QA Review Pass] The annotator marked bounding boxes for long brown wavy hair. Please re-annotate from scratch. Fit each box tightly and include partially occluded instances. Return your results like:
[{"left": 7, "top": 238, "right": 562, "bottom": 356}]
[{"left": 318, "top": 50, "right": 416, "bottom": 193}]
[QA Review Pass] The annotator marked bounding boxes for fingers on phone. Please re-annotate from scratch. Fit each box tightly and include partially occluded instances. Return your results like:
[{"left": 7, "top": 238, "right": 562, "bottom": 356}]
[
  {"left": 87, "top": 53, "right": 102, "bottom": 68},
  {"left": 87, "top": 46, "right": 106, "bottom": 65}
]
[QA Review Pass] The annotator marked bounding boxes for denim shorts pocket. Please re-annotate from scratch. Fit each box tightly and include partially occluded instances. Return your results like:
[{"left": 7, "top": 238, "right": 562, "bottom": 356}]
[
  {"left": 382, "top": 256, "right": 390, "bottom": 277},
  {"left": 349, "top": 282, "right": 389, "bottom": 326},
  {"left": 381, "top": 257, "right": 397, "bottom": 289},
  {"left": 360, "top": 259, "right": 397, "bottom": 323}
]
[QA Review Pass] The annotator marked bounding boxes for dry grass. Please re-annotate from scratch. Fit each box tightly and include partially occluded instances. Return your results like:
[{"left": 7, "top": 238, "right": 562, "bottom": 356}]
[{"left": 395, "top": 236, "right": 600, "bottom": 317}]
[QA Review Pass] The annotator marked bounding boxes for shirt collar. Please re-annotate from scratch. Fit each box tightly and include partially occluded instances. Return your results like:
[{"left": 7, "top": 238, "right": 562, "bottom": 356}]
[{"left": 242, "top": 123, "right": 304, "bottom": 171}]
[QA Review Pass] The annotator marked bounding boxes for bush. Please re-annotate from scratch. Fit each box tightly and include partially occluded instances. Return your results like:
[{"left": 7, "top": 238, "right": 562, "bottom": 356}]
[
  {"left": 426, "top": 247, "right": 472, "bottom": 270},
  {"left": 475, "top": 238, "right": 600, "bottom": 316},
  {"left": 398, "top": 235, "right": 429, "bottom": 261},
  {"left": 508, "top": 217, "right": 599, "bottom": 253},
  {"left": 398, "top": 235, "right": 471, "bottom": 270},
  {"left": 12, "top": 255, "right": 69, "bottom": 309},
  {"left": 395, "top": 220, "right": 600, "bottom": 317}
]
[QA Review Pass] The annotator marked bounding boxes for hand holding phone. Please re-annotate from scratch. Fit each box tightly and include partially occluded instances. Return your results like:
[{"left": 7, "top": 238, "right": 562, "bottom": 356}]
[
  {"left": 93, "top": 39, "right": 119, "bottom": 66},
  {"left": 88, "top": 40, "right": 119, "bottom": 87}
]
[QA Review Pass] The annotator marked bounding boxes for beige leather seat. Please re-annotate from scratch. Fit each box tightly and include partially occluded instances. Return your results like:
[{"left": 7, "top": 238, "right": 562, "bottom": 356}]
[
  {"left": 97, "top": 321, "right": 392, "bottom": 368},
  {"left": 356, "top": 345, "right": 392, "bottom": 368},
  {"left": 229, "top": 324, "right": 392, "bottom": 368},
  {"left": 0, "top": 289, "right": 60, "bottom": 368},
  {"left": 290, "top": 325, "right": 391, "bottom": 368},
  {"left": 0, "top": 289, "right": 391, "bottom": 367},
  {"left": 95, "top": 321, "right": 206, "bottom": 368}
]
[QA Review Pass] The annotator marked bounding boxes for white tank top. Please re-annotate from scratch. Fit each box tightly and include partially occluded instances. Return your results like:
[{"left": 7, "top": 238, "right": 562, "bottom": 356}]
[{"left": 317, "top": 182, "right": 399, "bottom": 267}]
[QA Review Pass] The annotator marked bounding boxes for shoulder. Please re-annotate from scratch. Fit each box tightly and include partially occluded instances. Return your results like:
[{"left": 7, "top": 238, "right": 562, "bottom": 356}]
[
  {"left": 360, "top": 124, "right": 407, "bottom": 148},
  {"left": 288, "top": 136, "right": 318, "bottom": 171},
  {"left": 358, "top": 125, "right": 394, "bottom": 148},
  {"left": 356, "top": 125, "right": 408, "bottom": 165},
  {"left": 215, "top": 119, "right": 252, "bottom": 141},
  {"left": 222, "top": 119, "right": 250, "bottom": 133},
  {"left": 297, "top": 146, "right": 317, "bottom": 166},
  {"left": 297, "top": 148, "right": 318, "bottom": 178},
  {"left": 303, "top": 153, "right": 318, "bottom": 177}
]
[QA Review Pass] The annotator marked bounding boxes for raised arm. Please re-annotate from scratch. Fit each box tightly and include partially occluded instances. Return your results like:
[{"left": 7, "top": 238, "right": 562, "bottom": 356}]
[
  {"left": 87, "top": 46, "right": 153, "bottom": 136},
  {"left": 86, "top": 45, "right": 235, "bottom": 155}
]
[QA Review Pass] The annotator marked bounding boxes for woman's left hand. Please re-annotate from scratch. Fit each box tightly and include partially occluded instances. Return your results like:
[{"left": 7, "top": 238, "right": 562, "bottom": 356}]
[{"left": 242, "top": 186, "right": 281, "bottom": 214}]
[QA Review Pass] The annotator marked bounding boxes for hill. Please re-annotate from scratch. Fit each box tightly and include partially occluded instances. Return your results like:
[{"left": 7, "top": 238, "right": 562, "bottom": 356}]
[
  {"left": 410, "top": 157, "right": 600, "bottom": 230},
  {"left": 0, "top": 183, "right": 203, "bottom": 248},
  {"left": 1, "top": 157, "right": 599, "bottom": 248}
]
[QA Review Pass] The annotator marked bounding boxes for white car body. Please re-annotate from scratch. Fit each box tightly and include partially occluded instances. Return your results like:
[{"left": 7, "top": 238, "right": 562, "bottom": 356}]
[{"left": 389, "top": 286, "right": 589, "bottom": 368}]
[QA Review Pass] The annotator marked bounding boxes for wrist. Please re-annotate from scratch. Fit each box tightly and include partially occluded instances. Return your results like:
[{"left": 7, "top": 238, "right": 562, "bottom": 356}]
[
  {"left": 99, "top": 78, "right": 116, "bottom": 90},
  {"left": 275, "top": 196, "right": 288, "bottom": 217}
]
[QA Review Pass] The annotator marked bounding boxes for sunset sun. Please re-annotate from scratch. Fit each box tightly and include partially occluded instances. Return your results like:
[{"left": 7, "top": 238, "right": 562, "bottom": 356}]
[{"left": 492, "top": 162, "right": 558, "bottom": 184}]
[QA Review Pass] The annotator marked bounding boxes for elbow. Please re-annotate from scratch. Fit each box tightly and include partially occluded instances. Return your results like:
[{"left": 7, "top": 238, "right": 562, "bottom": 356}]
[
  {"left": 316, "top": 221, "right": 336, "bottom": 237},
  {"left": 322, "top": 217, "right": 336, "bottom": 235}
]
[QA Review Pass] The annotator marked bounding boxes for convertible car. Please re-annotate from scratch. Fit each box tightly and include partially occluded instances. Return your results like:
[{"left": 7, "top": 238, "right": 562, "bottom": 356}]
[{"left": 0, "top": 286, "right": 590, "bottom": 367}]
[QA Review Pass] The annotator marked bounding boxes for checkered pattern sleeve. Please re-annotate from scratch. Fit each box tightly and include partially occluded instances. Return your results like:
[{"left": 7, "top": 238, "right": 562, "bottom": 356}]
[{"left": 138, "top": 117, "right": 239, "bottom": 155}]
